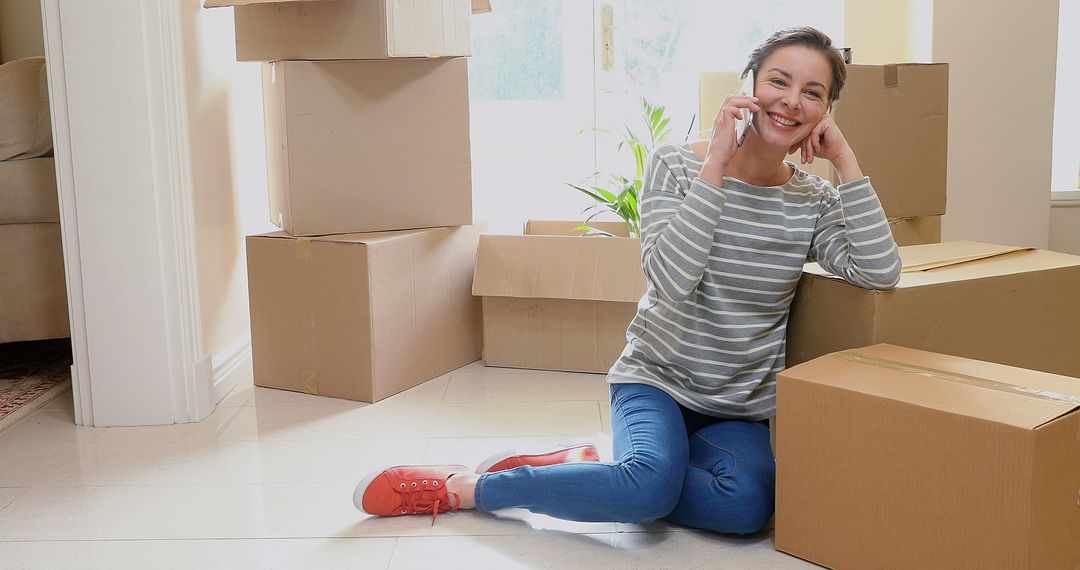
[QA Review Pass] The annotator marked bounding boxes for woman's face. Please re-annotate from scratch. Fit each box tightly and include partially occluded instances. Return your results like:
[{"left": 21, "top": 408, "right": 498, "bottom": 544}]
[{"left": 751, "top": 45, "right": 833, "bottom": 150}]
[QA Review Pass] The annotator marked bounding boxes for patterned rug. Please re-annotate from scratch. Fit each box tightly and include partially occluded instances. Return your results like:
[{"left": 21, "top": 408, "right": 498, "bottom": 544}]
[{"left": 0, "top": 339, "right": 72, "bottom": 434}]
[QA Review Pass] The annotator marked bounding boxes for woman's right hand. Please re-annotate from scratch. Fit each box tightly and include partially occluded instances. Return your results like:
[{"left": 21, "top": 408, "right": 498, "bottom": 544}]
[{"left": 699, "top": 93, "right": 760, "bottom": 186}]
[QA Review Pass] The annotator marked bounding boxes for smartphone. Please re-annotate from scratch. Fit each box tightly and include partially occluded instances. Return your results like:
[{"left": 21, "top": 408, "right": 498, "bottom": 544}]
[{"left": 735, "top": 71, "right": 755, "bottom": 147}]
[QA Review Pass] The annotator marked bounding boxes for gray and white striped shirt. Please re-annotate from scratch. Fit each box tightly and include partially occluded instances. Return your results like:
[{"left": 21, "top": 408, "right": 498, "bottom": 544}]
[{"left": 607, "top": 143, "right": 901, "bottom": 420}]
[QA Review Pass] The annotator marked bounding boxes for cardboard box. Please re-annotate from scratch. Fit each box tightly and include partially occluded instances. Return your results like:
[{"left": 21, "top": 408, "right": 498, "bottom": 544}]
[
  {"left": 524, "top": 219, "right": 633, "bottom": 238},
  {"left": 0, "top": 157, "right": 58, "bottom": 224},
  {"left": 889, "top": 215, "right": 940, "bottom": 246},
  {"left": 205, "top": 0, "right": 472, "bottom": 61},
  {"left": 245, "top": 226, "right": 482, "bottom": 402},
  {"left": 0, "top": 224, "right": 70, "bottom": 343},
  {"left": 787, "top": 241, "right": 1080, "bottom": 378},
  {"left": 776, "top": 343, "right": 1080, "bottom": 570},
  {"left": 472, "top": 221, "right": 646, "bottom": 373},
  {"left": 263, "top": 58, "right": 472, "bottom": 237},
  {"left": 700, "top": 64, "right": 949, "bottom": 219}
]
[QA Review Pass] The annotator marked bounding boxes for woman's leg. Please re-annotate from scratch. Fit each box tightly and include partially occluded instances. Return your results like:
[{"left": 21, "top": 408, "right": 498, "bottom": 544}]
[
  {"left": 662, "top": 419, "right": 775, "bottom": 535},
  {"left": 473, "top": 382, "right": 689, "bottom": 523}
]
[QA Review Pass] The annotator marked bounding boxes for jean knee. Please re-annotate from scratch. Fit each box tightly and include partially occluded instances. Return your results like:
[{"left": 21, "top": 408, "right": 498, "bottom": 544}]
[
  {"left": 613, "top": 460, "right": 684, "bottom": 522},
  {"left": 728, "top": 470, "right": 775, "bottom": 535}
]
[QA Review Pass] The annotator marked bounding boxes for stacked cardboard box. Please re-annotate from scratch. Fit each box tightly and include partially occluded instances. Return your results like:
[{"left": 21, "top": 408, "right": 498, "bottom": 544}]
[{"left": 207, "top": 0, "right": 485, "bottom": 402}]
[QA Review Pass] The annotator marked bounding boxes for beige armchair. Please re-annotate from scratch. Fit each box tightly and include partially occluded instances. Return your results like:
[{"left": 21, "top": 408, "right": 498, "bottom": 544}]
[{"left": 0, "top": 56, "right": 69, "bottom": 343}]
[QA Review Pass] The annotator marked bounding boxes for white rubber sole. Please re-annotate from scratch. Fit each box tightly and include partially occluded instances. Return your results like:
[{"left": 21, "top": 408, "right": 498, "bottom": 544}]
[
  {"left": 353, "top": 464, "right": 395, "bottom": 513},
  {"left": 474, "top": 442, "right": 598, "bottom": 474}
]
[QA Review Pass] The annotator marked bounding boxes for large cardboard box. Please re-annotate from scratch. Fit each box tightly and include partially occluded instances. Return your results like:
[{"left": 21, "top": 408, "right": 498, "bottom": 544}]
[
  {"left": 0, "top": 224, "right": 70, "bottom": 343},
  {"left": 246, "top": 226, "right": 482, "bottom": 402},
  {"left": 787, "top": 241, "right": 1080, "bottom": 378},
  {"left": 472, "top": 221, "right": 646, "bottom": 373},
  {"left": 263, "top": 58, "right": 472, "bottom": 237},
  {"left": 776, "top": 343, "right": 1080, "bottom": 570},
  {"left": 205, "top": 0, "right": 472, "bottom": 61},
  {"left": 700, "top": 64, "right": 948, "bottom": 219}
]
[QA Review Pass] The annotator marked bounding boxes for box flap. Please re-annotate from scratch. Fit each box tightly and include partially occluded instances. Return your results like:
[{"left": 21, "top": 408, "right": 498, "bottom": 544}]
[
  {"left": 524, "top": 219, "right": 632, "bottom": 237},
  {"left": 802, "top": 241, "right": 1035, "bottom": 281},
  {"left": 472, "top": 234, "right": 646, "bottom": 302},
  {"left": 204, "top": 0, "right": 322, "bottom": 8},
  {"left": 899, "top": 241, "right": 1031, "bottom": 272},
  {"left": 784, "top": 344, "right": 1080, "bottom": 429},
  {"left": 250, "top": 228, "right": 431, "bottom": 245}
]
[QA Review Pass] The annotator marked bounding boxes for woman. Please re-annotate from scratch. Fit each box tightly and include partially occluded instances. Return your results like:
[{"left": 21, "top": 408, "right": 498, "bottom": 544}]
[{"left": 353, "top": 26, "right": 901, "bottom": 534}]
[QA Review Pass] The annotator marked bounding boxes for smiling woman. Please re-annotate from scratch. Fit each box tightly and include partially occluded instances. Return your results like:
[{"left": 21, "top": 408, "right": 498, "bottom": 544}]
[{"left": 354, "top": 25, "right": 901, "bottom": 536}]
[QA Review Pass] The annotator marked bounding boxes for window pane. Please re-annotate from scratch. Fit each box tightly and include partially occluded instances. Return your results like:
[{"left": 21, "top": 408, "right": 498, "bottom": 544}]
[
  {"left": 469, "top": 0, "right": 596, "bottom": 235},
  {"left": 469, "top": 1, "right": 565, "bottom": 100}
]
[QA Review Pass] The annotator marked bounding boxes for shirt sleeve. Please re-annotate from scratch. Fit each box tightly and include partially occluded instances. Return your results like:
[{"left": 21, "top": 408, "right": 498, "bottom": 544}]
[
  {"left": 807, "top": 176, "right": 902, "bottom": 290},
  {"left": 638, "top": 145, "right": 730, "bottom": 302}
]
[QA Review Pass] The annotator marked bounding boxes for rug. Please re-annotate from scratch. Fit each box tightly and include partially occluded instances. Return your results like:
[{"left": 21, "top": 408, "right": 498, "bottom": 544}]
[{"left": 0, "top": 338, "right": 73, "bottom": 434}]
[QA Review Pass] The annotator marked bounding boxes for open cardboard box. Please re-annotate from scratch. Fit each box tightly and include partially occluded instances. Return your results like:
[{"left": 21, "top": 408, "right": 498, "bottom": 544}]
[
  {"left": 776, "top": 343, "right": 1080, "bottom": 569},
  {"left": 472, "top": 220, "right": 645, "bottom": 374},
  {"left": 787, "top": 241, "right": 1080, "bottom": 378},
  {"left": 204, "top": 0, "right": 476, "bottom": 61}
]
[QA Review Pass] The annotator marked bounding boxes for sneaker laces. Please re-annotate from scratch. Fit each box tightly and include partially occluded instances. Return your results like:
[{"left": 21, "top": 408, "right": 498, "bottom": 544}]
[{"left": 402, "top": 482, "right": 461, "bottom": 526}]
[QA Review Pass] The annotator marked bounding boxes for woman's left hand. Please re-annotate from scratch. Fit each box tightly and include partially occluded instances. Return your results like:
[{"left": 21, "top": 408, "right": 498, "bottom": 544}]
[
  {"left": 789, "top": 114, "right": 864, "bottom": 183},
  {"left": 788, "top": 113, "right": 852, "bottom": 165}
]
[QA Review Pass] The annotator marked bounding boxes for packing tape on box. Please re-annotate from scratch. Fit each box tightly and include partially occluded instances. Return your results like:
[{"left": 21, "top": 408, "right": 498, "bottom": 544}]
[
  {"left": 836, "top": 350, "right": 1080, "bottom": 405},
  {"left": 295, "top": 237, "right": 313, "bottom": 260},
  {"left": 883, "top": 64, "right": 899, "bottom": 88}
]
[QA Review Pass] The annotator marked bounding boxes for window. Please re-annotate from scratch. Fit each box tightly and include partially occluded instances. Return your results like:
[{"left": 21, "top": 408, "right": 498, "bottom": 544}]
[{"left": 469, "top": 1, "right": 844, "bottom": 234}]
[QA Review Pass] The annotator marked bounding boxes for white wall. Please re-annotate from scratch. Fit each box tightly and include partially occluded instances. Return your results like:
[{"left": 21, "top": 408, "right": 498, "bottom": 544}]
[
  {"left": 180, "top": 4, "right": 276, "bottom": 361},
  {"left": 0, "top": 0, "right": 44, "bottom": 63},
  {"left": 933, "top": 0, "right": 1059, "bottom": 248}
]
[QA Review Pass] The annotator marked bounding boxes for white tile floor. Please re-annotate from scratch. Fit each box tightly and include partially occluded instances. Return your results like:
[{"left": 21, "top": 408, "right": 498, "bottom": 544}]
[{"left": 0, "top": 361, "right": 816, "bottom": 569}]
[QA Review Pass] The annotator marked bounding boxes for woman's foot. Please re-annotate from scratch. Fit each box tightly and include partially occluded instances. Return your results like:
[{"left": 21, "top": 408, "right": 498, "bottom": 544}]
[
  {"left": 475, "top": 443, "right": 600, "bottom": 474},
  {"left": 354, "top": 464, "right": 469, "bottom": 525}
]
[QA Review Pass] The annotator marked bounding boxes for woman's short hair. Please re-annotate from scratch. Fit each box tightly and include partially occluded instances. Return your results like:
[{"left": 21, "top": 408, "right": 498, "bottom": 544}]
[{"left": 741, "top": 27, "right": 847, "bottom": 105}]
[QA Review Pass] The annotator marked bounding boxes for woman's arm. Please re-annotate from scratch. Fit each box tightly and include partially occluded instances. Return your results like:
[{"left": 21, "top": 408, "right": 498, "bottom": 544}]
[
  {"left": 808, "top": 177, "right": 901, "bottom": 290},
  {"left": 639, "top": 93, "right": 760, "bottom": 303},
  {"left": 797, "top": 115, "right": 901, "bottom": 290},
  {"left": 639, "top": 149, "right": 729, "bottom": 303}
]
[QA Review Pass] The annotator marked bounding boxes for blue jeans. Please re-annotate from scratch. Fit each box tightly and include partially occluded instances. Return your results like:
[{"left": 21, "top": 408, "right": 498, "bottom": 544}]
[{"left": 474, "top": 382, "right": 775, "bottom": 534}]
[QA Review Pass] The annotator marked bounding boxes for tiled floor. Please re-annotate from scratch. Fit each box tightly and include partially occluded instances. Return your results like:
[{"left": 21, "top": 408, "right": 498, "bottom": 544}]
[{"left": 0, "top": 361, "right": 815, "bottom": 569}]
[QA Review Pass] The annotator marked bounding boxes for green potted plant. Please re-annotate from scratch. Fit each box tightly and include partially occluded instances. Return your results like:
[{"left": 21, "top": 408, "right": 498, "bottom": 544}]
[{"left": 568, "top": 99, "right": 692, "bottom": 238}]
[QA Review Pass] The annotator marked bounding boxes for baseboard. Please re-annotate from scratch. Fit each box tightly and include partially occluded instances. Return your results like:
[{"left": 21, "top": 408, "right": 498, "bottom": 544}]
[{"left": 211, "top": 334, "right": 252, "bottom": 405}]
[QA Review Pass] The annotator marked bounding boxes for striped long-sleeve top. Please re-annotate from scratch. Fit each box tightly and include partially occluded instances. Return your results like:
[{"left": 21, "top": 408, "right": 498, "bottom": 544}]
[{"left": 607, "top": 143, "right": 901, "bottom": 420}]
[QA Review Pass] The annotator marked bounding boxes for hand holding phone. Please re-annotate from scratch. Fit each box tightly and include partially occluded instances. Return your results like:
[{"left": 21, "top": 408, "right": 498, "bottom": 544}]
[{"left": 734, "top": 71, "right": 755, "bottom": 146}]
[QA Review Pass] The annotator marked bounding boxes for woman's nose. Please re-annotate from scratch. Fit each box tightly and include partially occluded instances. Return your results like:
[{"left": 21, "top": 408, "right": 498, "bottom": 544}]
[{"left": 782, "top": 89, "right": 800, "bottom": 111}]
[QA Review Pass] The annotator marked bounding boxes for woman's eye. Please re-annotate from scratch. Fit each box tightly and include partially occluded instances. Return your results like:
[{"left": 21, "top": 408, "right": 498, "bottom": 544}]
[
  {"left": 769, "top": 79, "right": 786, "bottom": 86},
  {"left": 805, "top": 91, "right": 823, "bottom": 100}
]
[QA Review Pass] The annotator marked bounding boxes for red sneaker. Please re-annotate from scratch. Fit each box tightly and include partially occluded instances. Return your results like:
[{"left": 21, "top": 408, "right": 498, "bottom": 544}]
[
  {"left": 475, "top": 443, "right": 601, "bottom": 474},
  {"left": 353, "top": 464, "right": 467, "bottom": 525}
]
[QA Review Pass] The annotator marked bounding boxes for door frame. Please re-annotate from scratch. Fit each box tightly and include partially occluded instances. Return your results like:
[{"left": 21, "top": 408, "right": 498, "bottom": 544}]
[{"left": 39, "top": 0, "right": 213, "bottom": 426}]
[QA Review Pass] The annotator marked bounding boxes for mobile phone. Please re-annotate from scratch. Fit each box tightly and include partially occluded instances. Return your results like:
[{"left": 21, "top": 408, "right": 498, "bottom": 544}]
[{"left": 735, "top": 71, "right": 755, "bottom": 147}]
